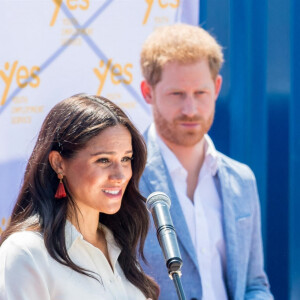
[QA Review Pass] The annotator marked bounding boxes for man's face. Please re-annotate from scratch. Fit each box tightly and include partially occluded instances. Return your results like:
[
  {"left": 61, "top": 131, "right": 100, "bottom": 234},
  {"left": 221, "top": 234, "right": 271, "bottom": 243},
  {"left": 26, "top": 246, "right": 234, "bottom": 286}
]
[{"left": 142, "top": 59, "right": 222, "bottom": 147}]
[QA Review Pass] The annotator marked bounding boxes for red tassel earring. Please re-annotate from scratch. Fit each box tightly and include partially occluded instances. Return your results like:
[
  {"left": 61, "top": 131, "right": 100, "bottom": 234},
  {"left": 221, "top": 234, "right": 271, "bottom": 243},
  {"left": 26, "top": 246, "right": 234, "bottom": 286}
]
[{"left": 55, "top": 173, "right": 67, "bottom": 199}]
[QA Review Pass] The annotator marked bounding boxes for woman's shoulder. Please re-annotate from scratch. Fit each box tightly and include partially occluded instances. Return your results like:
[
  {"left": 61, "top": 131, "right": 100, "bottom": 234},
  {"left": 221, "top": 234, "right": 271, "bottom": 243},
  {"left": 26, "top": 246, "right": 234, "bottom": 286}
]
[
  {"left": 0, "top": 231, "right": 56, "bottom": 298},
  {"left": 0, "top": 231, "right": 45, "bottom": 258}
]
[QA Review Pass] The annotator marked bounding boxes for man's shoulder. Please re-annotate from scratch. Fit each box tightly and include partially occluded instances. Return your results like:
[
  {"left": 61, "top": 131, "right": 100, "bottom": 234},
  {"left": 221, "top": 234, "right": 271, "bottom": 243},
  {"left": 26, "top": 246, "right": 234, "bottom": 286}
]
[
  {"left": 217, "top": 151, "right": 256, "bottom": 181},
  {"left": 142, "top": 126, "right": 153, "bottom": 149}
]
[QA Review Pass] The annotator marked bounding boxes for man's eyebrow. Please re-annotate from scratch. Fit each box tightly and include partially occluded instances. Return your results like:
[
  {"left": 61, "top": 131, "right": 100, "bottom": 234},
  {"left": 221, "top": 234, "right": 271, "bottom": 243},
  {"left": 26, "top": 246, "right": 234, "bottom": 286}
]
[{"left": 166, "top": 85, "right": 211, "bottom": 91}]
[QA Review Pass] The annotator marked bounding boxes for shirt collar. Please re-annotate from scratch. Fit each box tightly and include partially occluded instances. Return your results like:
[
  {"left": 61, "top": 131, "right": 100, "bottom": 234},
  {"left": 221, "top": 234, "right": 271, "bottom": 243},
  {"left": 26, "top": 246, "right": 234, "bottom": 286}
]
[
  {"left": 156, "top": 133, "right": 183, "bottom": 175},
  {"left": 156, "top": 130, "right": 219, "bottom": 177},
  {"left": 65, "top": 220, "right": 83, "bottom": 250},
  {"left": 65, "top": 221, "right": 121, "bottom": 270},
  {"left": 64, "top": 220, "right": 119, "bottom": 251},
  {"left": 203, "top": 134, "right": 219, "bottom": 176}
]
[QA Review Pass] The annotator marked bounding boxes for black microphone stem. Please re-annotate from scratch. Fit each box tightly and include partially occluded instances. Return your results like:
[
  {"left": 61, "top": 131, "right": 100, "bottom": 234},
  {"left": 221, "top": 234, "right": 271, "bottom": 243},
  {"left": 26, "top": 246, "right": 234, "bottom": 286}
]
[{"left": 172, "top": 272, "right": 186, "bottom": 300}]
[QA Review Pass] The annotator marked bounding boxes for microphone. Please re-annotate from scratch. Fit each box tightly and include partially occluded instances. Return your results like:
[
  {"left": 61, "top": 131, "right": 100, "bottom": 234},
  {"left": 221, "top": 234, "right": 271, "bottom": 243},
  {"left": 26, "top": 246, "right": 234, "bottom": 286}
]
[{"left": 146, "top": 192, "right": 183, "bottom": 274}]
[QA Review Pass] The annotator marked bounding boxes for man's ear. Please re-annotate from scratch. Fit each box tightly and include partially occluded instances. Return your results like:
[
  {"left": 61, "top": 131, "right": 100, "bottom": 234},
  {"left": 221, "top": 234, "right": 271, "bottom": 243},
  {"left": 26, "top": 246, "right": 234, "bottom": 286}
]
[
  {"left": 214, "top": 75, "right": 223, "bottom": 101},
  {"left": 48, "top": 151, "right": 65, "bottom": 175},
  {"left": 141, "top": 80, "right": 154, "bottom": 104}
]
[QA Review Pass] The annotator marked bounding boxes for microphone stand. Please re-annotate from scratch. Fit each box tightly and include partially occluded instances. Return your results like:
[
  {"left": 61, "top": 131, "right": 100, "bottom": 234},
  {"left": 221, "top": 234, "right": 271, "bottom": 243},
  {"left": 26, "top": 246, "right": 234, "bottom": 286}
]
[
  {"left": 169, "top": 270, "right": 186, "bottom": 300},
  {"left": 146, "top": 192, "right": 187, "bottom": 300}
]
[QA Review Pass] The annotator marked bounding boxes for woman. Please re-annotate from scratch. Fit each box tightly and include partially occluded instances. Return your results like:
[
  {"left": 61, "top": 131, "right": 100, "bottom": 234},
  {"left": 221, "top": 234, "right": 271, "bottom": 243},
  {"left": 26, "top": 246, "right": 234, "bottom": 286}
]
[{"left": 0, "top": 94, "right": 159, "bottom": 300}]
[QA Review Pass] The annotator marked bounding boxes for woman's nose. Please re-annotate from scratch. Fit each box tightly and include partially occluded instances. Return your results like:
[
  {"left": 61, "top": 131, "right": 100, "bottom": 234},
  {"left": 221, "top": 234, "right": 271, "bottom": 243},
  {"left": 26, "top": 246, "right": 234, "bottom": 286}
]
[{"left": 109, "top": 163, "right": 126, "bottom": 182}]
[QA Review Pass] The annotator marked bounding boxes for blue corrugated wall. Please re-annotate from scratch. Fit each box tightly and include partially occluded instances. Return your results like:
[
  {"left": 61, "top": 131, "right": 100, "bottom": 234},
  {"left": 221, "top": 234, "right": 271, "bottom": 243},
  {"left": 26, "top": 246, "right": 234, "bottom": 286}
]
[
  {"left": 290, "top": 0, "right": 300, "bottom": 298},
  {"left": 200, "top": 0, "right": 298, "bottom": 299}
]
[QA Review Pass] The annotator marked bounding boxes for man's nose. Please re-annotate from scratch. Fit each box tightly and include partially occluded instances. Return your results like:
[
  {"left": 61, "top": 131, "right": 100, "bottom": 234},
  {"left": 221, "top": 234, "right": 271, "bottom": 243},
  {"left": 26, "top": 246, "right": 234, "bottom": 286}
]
[{"left": 181, "top": 95, "right": 197, "bottom": 117}]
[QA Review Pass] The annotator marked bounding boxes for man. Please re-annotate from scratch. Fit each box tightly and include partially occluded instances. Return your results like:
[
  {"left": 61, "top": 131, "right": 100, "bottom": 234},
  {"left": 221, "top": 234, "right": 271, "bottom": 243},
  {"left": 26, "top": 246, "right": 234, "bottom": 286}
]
[{"left": 139, "top": 24, "right": 273, "bottom": 300}]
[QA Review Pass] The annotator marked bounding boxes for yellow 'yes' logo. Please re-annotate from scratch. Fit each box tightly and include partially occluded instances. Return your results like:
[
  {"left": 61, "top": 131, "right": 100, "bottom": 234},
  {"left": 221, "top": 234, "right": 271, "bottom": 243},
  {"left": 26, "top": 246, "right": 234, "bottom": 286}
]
[
  {"left": 93, "top": 59, "right": 133, "bottom": 96},
  {"left": 50, "top": 0, "right": 89, "bottom": 26},
  {"left": 0, "top": 61, "right": 40, "bottom": 106},
  {"left": 143, "top": 0, "right": 180, "bottom": 25}
]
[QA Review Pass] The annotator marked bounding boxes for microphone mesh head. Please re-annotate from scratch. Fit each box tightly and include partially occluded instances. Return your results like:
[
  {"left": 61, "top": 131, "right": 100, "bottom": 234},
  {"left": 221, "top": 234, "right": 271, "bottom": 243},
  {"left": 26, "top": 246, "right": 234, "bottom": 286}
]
[{"left": 146, "top": 192, "right": 171, "bottom": 211}]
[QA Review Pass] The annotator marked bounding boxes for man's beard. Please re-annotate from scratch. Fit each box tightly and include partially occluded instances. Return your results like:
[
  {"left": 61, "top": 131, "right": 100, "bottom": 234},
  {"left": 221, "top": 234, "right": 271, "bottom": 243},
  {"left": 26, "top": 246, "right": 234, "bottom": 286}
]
[{"left": 152, "top": 106, "right": 215, "bottom": 147}]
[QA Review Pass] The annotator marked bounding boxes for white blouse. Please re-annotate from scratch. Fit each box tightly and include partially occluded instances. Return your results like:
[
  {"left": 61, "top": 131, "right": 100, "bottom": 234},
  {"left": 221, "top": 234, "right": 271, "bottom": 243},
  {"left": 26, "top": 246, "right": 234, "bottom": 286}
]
[{"left": 0, "top": 221, "right": 147, "bottom": 300}]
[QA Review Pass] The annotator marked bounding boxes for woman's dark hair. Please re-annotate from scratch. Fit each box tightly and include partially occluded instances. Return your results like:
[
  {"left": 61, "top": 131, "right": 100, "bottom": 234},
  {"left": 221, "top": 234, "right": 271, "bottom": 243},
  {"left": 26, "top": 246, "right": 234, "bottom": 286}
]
[{"left": 0, "top": 94, "right": 159, "bottom": 299}]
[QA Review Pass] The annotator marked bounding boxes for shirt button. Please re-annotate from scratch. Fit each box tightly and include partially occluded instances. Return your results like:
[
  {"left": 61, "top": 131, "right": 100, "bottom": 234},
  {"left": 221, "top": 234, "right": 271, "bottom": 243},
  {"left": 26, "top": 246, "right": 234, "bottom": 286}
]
[{"left": 200, "top": 247, "right": 206, "bottom": 254}]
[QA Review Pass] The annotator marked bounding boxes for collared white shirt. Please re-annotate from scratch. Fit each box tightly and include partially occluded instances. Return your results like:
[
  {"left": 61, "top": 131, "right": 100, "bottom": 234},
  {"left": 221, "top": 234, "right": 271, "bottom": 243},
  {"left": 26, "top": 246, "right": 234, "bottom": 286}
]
[
  {"left": 0, "top": 221, "right": 147, "bottom": 300},
  {"left": 157, "top": 133, "right": 228, "bottom": 300}
]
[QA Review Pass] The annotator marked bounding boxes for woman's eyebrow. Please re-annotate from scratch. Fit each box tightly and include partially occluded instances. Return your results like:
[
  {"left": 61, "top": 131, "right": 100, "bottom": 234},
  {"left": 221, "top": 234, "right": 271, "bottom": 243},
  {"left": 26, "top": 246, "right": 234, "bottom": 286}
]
[{"left": 90, "top": 150, "right": 133, "bottom": 156}]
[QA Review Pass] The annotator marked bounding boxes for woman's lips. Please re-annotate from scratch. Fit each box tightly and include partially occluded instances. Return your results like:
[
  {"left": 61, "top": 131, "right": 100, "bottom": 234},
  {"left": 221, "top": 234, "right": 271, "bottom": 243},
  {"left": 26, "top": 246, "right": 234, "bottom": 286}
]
[{"left": 102, "top": 189, "right": 122, "bottom": 197}]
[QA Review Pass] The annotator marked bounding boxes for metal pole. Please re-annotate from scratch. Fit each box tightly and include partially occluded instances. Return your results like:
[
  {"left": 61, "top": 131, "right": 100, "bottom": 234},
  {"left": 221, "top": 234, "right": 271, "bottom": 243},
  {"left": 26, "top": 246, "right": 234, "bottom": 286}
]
[{"left": 171, "top": 271, "right": 186, "bottom": 300}]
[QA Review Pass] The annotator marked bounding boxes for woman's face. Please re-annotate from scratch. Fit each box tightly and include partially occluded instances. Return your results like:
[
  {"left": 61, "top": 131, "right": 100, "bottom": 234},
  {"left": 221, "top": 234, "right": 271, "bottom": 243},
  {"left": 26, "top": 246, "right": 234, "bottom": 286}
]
[{"left": 62, "top": 125, "right": 133, "bottom": 216}]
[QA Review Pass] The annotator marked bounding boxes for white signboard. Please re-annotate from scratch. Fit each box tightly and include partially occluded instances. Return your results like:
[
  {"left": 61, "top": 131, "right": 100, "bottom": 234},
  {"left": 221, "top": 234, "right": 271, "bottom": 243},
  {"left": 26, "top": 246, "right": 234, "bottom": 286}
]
[{"left": 0, "top": 0, "right": 199, "bottom": 233}]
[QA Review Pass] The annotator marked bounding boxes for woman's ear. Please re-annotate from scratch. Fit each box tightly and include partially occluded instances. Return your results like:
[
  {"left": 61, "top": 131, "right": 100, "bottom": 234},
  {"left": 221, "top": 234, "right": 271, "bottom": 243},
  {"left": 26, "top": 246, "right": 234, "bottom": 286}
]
[{"left": 48, "top": 151, "right": 65, "bottom": 175}]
